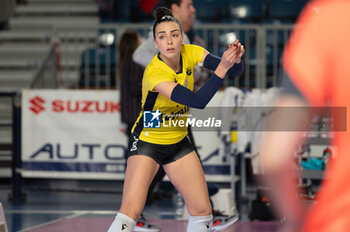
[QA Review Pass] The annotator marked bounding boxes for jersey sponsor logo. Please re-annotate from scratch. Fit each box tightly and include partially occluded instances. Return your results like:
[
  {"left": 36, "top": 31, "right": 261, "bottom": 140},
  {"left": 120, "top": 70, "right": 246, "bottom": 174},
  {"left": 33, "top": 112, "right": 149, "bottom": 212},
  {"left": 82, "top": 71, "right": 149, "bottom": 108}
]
[
  {"left": 143, "top": 109, "right": 161, "bottom": 128},
  {"left": 184, "top": 77, "right": 188, "bottom": 87},
  {"left": 130, "top": 136, "right": 139, "bottom": 152}
]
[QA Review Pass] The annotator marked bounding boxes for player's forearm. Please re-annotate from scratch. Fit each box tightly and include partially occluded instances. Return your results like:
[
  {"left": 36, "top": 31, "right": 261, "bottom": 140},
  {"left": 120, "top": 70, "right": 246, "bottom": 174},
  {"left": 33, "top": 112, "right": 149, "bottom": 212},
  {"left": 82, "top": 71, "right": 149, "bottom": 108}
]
[
  {"left": 171, "top": 73, "right": 223, "bottom": 109},
  {"left": 204, "top": 53, "right": 244, "bottom": 77}
]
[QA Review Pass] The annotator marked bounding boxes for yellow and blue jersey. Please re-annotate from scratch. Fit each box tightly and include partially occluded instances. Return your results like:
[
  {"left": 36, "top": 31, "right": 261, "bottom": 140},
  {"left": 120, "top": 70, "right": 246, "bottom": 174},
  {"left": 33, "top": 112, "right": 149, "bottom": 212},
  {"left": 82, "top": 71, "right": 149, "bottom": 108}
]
[{"left": 132, "top": 44, "right": 205, "bottom": 144}]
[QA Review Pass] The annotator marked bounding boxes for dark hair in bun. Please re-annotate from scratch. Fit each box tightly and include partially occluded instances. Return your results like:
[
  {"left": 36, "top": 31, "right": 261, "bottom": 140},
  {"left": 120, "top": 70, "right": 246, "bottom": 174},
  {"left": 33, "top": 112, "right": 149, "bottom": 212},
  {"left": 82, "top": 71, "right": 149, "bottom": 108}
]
[
  {"left": 154, "top": 7, "right": 173, "bottom": 20},
  {"left": 152, "top": 7, "right": 182, "bottom": 38}
]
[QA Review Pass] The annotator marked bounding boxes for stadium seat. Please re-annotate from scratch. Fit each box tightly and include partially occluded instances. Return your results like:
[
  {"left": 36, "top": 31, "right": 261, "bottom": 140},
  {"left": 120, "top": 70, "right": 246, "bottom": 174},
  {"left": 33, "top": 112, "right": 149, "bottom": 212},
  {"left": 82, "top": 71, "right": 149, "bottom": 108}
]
[
  {"left": 79, "top": 29, "right": 117, "bottom": 88},
  {"left": 193, "top": 0, "right": 227, "bottom": 22},
  {"left": 269, "top": 0, "right": 308, "bottom": 21}
]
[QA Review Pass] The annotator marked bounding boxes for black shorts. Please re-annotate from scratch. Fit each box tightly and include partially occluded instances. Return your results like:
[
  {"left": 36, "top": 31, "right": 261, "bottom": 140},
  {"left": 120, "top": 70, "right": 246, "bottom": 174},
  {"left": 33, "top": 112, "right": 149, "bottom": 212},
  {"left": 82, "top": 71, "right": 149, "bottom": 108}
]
[{"left": 127, "top": 134, "right": 195, "bottom": 165}]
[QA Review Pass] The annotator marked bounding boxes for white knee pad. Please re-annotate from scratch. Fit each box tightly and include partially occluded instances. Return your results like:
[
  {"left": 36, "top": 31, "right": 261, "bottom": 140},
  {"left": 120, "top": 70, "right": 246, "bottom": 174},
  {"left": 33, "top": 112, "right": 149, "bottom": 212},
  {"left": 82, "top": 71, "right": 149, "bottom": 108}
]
[
  {"left": 187, "top": 215, "right": 213, "bottom": 232},
  {"left": 107, "top": 213, "right": 136, "bottom": 232}
]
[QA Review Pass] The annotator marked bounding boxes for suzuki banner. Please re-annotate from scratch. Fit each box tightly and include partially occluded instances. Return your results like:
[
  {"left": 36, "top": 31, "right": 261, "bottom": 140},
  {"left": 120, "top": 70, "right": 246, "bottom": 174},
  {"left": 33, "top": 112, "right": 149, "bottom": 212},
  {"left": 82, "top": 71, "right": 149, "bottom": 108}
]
[
  {"left": 21, "top": 90, "right": 232, "bottom": 182},
  {"left": 22, "top": 89, "right": 127, "bottom": 179}
]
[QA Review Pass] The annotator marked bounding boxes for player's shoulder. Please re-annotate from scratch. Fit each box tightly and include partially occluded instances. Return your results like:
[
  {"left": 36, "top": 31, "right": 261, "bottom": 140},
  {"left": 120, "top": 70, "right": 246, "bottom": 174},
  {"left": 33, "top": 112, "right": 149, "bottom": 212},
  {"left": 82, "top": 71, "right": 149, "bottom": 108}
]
[
  {"left": 181, "top": 44, "right": 204, "bottom": 63},
  {"left": 144, "top": 58, "right": 167, "bottom": 77},
  {"left": 181, "top": 44, "right": 203, "bottom": 52},
  {"left": 144, "top": 64, "right": 163, "bottom": 77}
]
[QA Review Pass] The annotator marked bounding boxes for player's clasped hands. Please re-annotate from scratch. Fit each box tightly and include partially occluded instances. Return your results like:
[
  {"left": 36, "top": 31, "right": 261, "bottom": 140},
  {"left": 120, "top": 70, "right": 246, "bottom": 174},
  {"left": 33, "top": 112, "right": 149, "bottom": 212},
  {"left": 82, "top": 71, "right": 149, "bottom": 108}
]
[{"left": 220, "top": 39, "right": 245, "bottom": 70}]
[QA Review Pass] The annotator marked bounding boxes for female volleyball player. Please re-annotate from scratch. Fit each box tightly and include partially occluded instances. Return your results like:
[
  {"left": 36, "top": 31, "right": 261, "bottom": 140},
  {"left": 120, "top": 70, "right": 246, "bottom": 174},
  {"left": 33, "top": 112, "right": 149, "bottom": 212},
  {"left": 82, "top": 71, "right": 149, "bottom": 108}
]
[{"left": 107, "top": 7, "right": 245, "bottom": 232}]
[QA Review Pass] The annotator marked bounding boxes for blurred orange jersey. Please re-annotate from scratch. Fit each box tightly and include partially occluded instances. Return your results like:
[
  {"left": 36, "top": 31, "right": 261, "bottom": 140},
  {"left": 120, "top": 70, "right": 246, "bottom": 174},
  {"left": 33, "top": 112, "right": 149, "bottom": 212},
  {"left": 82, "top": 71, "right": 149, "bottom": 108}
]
[{"left": 284, "top": 0, "right": 350, "bottom": 231}]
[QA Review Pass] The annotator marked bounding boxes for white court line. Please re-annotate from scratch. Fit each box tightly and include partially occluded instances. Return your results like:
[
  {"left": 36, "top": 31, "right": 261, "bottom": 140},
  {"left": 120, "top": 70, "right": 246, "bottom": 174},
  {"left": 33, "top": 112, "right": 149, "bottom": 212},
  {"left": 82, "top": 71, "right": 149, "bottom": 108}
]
[
  {"left": 5, "top": 209, "right": 116, "bottom": 215},
  {"left": 18, "top": 213, "right": 83, "bottom": 232},
  {"left": 12, "top": 210, "right": 119, "bottom": 232}
]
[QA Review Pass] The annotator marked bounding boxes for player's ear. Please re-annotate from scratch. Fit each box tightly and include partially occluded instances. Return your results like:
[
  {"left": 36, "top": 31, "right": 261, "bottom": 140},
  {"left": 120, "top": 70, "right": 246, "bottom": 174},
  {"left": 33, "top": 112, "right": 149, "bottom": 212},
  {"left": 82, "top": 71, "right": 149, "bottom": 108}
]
[{"left": 153, "top": 39, "right": 158, "bottom": 49}]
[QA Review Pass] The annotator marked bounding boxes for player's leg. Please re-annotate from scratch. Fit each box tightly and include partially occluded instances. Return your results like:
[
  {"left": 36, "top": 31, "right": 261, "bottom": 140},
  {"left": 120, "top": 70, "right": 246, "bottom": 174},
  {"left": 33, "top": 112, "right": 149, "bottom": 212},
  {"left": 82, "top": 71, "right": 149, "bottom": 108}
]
[
  {"left": 163, "top": 151, "right": 212, "bottom": 232},
  {"left": 146, "top": 167, "right": 166, "bottom": 204},
  {"left": 107, "top": 155, "right": 160, "bottom": 232},
  {"left": 134, "top": 167, "right": 165, "bottom": 232}
]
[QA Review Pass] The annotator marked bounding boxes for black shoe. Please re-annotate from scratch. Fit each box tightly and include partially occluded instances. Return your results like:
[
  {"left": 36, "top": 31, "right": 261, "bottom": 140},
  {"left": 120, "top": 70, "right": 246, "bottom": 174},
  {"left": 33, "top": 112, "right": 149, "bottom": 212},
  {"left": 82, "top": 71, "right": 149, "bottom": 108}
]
[
  {"left": 133, "top": 214, "right": 161, "bottom": 232},
  {"left": 212, "top": 210, "right": 239, "bottom": 231}
]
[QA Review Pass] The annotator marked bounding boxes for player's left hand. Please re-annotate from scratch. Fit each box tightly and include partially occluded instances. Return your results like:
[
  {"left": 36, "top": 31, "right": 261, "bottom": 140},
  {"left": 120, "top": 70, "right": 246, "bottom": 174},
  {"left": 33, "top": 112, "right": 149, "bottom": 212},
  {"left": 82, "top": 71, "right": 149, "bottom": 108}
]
[{"left": 228, "top": 40, "right": 245, "bottom": 63}]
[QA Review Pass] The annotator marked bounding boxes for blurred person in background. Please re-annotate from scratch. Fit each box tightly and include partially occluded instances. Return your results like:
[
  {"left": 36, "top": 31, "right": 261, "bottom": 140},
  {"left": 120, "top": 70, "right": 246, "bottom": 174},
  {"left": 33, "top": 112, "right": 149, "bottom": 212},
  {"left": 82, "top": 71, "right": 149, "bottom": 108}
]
[
  {"left": 118, "top": 30, "right": 144, "bottom": 138},
  {"left": 260, "top": 0, "right": 350, "bottom": 231}
]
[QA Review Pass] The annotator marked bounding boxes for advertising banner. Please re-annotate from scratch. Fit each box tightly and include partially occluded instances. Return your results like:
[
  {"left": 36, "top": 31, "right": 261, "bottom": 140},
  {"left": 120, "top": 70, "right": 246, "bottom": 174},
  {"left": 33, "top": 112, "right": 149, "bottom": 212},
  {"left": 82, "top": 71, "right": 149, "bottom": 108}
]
[
  {"left": 21, "top": 90, "right": 232, "bottom": 182},
  {"left": 22, "top": 90, "right": 127, "bottom": 179}
]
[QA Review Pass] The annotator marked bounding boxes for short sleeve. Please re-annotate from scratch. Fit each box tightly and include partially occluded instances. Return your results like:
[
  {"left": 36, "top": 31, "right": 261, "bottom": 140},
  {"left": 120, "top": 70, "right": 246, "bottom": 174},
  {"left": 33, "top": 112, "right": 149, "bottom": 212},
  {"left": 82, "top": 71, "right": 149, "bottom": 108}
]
[
  {"left": 182, "top": 44, "right": 205, "bottom": 66},
  {"left": 143, "top": 67, "right": 174, "bottom": 91},
  {"left": 283, "top": 2, "right": 331, "bottom": 106}
]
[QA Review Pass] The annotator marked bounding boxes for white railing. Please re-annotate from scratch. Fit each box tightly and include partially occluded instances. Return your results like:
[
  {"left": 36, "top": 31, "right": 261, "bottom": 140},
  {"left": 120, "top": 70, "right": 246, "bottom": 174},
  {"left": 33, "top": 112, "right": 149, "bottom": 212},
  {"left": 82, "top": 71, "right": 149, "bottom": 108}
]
[
  {"left": 1, "top": 23, "right": 295, "bottom": 89},
  {"left": 55, "top": 23, "right": 294, "bottom": 89}
]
